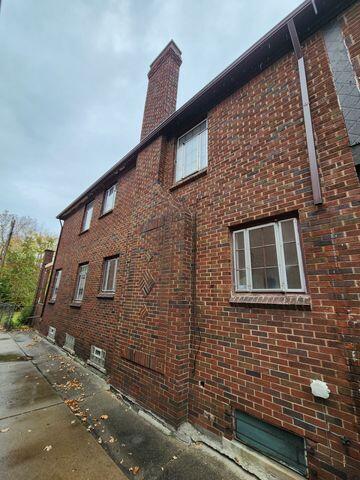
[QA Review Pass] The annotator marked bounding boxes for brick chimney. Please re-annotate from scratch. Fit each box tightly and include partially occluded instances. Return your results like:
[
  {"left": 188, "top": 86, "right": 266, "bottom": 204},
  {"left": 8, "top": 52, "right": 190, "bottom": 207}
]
[{"left": 140, "top": 40, "right": 182, "bottom": 140}]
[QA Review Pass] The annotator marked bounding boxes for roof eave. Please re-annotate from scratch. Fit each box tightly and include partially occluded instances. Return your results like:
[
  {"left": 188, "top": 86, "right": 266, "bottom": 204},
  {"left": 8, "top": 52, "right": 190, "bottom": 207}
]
[{"left": 57, "top": 0, "right": 356, "bottom": 220}]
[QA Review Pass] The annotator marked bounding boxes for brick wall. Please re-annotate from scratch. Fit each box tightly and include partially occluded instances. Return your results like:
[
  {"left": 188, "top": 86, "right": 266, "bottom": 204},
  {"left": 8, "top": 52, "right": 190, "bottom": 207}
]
[{"left": 40, "top": 4, "right": 360, "bottom": 479}]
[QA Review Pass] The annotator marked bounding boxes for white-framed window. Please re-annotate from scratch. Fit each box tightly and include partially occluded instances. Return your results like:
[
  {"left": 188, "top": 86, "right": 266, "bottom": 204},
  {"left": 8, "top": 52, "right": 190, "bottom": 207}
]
[
  {"left": 82, "top": 201, "right": 94, "bottom": 232},
  {"left": 47, "top": 326, "right": 56, "bottom": 342},
  {"left": 64, "top": 333, "right": 75, "bottom": 354},
  {"left": 175, "top": 119, "right": 208, "bottom": 182},
  {"left": 74, "top": 263, "right": 89, "bottom": 302},
  {"left": 102, "top": 184, "right": 117, "bottom": 214},
  {"left": 50, "top": 270, "right": 62, "bottom": 302},
  {"left": 88, "top": 345, "right": 106, "bottom": 372},
  {"left": 101, "top": 256, "right": 118, "bottom": 293},
  {"left": 232, "top": 218, "right": 305, "bottom": 293}
]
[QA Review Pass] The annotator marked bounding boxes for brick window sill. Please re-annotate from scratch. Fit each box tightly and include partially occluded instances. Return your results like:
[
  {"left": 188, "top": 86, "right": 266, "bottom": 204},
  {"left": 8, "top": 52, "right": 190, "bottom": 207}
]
[
  {"left": 230, "top": 292, "right": 311, "bottom": 307},
  {"left": 70, "top": 302, "right": 82, "bottom": 308},
  {"left": 170, "top": 168, "right": 207, "bottom": 191},
  {"left": 96, "top": 293, "right": 115, "bottom": 299}
]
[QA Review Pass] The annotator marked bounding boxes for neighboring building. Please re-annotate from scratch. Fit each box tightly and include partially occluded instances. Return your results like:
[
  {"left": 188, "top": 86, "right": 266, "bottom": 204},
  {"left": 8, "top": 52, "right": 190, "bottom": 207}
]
[{"left": 35, "top": 1, "right": 360, "bottom": 478}]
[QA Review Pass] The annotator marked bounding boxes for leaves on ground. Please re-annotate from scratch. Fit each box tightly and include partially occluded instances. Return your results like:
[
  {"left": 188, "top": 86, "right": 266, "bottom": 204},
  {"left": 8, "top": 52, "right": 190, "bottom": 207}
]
[
  {"left": 100, "top": 414, "right": 108, "bottom": 420},
  {"left": 43, "top": 445, "right": 52, "bottom": 452},
  {"left": 129, "top": 466, "right": 140, "bottom": 475},
  {"left": 0, "top": 428, "right": 9, "bottom": 433}
]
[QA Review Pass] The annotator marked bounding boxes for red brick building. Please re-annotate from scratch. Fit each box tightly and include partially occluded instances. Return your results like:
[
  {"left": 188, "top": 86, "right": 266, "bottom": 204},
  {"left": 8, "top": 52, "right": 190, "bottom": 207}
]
[{"left": 36, "top": 1, "right": 360, "bottom": 478}]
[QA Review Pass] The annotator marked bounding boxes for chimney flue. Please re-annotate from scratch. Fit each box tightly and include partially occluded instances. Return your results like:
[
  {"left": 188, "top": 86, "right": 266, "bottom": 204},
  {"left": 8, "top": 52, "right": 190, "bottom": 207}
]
[{"left": 140, "top": 40, "right": 182, "bottom": 140}]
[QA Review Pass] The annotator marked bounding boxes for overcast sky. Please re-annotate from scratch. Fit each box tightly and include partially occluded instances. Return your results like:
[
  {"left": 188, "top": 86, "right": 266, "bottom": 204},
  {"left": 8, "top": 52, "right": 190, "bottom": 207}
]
[{"left": 0, "top": 0, "right": 302, "bottom": 235}]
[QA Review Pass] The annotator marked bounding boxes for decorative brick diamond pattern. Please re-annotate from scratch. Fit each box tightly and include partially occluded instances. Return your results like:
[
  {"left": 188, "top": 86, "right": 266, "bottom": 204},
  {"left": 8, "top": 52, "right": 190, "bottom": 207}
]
[{"left": 140, "top": 270, "right": 155, "bottom": 296}]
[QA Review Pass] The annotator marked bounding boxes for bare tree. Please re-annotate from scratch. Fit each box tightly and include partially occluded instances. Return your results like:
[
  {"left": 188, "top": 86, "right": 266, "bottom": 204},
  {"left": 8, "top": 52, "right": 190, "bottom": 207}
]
[{"left": 0, "top": 211, "right": 38, "bottom": 247}]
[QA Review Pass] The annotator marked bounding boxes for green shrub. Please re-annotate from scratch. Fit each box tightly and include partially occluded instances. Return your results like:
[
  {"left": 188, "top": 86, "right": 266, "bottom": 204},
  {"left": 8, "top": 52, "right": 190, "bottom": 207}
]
[{"left": 16, "top": 306, "right": 34, "bottom": 326}]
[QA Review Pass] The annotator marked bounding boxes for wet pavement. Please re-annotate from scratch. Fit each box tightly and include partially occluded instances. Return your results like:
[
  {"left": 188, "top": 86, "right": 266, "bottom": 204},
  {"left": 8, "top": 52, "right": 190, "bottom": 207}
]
[
  {"left": 0, "top": 330, "right": 126, "bottom": 480},
  {"left": 0, "top": 330, "right": 252, "bottom": 480}
]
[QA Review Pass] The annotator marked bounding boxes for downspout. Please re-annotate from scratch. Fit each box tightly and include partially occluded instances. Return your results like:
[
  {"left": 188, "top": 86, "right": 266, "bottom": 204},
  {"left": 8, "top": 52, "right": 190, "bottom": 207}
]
[
  {"left": 40, "top": 219, "right": 64, "bottom": 318},
  {"left": 287, "top": 17, "right": 323, "bottom": 205}
]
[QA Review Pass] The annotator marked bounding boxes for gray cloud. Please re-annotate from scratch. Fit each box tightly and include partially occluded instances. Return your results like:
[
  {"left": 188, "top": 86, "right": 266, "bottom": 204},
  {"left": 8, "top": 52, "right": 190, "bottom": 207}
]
[{"left": 0, "top": 0, "right": 301, "bottom": 235}]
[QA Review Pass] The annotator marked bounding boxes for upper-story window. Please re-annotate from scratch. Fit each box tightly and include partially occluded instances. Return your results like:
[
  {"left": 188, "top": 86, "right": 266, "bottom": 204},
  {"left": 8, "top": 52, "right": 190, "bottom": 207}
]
[
  {"left": 74, "top": 263, "right": 89, "bottom": 302},
  {"left": 81, "top": 201, "right": 94, "bottom": 232},
  {"left": 102, "top": 184, "right": 117, "bottom": 215},
  {"left": 232, "top": 218, "right": 305, "bottom": 292},
  {"left": 175, "top": 120, "right": 208, "bottom": 182},
  {"left": 50, "top": 269, "right": 62, "bottom": 302},
  {"left": 101, "top": 256, "right": 118, "bottom": 293}
]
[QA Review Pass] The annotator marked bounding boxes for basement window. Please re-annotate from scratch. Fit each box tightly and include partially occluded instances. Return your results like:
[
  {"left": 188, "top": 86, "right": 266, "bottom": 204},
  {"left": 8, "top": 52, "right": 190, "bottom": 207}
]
[
  {"left": 232, "top": 218, "right": 305, "bottom": 292},
  {"left": 63, "top": 333, "right": 75, "bottom": 355},
  {"left": 87, "top": 345, "right": 106, "bottom": 373},
  {"left": 47, "top": 326, "right": 56, "bottom": 343},
  {"left": 50, "top": 269, "right": 62, "bottom": 302},
  {"left": 102, "top": 184, "right": 117, "bottom": 215},
  {"left": 101, "top": 256, "right": 118, "bottom": 293},
  {"left": 235, "top": 410, "right": 307, "bottom": 475},
  {"left": 175, "top": 120, "right": 208, "bottom": 182},
  {"left": 81, "top": 201, "right": 94, "bottom": 232}
]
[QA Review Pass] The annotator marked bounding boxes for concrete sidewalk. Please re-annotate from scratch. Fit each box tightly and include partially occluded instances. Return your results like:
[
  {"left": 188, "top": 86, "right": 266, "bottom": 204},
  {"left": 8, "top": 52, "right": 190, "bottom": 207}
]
[
  {"left": 0, "top": 330, "right": 126, "bottom": 480},
  {"left": 0, "top": 329, "right": 252, "bottom": 480}
]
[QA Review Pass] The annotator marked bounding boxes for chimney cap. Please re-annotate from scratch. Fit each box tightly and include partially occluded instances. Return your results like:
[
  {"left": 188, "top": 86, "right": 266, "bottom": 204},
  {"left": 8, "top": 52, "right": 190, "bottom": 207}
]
[{"left": 149, "top": 39, "right": 182, "bottom": 70}]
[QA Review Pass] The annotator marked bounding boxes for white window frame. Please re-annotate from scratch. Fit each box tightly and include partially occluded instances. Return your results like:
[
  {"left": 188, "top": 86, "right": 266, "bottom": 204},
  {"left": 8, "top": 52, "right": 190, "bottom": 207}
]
[
  {"left": 102, "top": 184, "right": 117, "bottom": 214},
  {"left": 88, "top": 345, "right": 106, "bottom": 373},
  {"left": 50, "top": 269, "right": 62, "bottom": 301},
  {"left": 175, "top": 119, "right": 208, "bottom": 182},
  {"left": 74, "top": 263, "right": 89, "bottom": 302},
  {"left": 64, "top": 333, "right": 75, "bottom": 355},
  {"left": 47, "top": 326, "right": 56, "bottom": 343},
  {"left": 101, "top": 257, "right": 118, "bottom": 293},
  {"left": 82, "top": 201, "right": 94, "bottom": 232},
  {"left": 232, "top": 219, "right": 305, "bottom": 293}
]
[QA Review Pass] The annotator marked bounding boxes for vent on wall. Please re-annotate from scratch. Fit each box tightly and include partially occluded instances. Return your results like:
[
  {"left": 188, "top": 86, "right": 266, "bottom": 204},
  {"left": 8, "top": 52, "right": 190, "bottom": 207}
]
[
  {"left": 63, "top": 333, "right": 75, "bottom": 355},
  {"left": 87, "top": 345, "right": 106, "bottom": 373},
  {"left": 47, "top": 326, "right": 56, "bottom": 343}
]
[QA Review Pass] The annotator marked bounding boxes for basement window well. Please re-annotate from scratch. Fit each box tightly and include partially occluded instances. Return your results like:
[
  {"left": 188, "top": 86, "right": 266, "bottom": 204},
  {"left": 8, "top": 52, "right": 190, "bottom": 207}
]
[
  {"left": 87, "top": 345, "right": 106, "bottom": 373},
  {"left": 47, "top": 326, "right": 56, "bottom": 343},
  {"left": 235, "top": 410, "right": 307, "bottom": 476},
  {"left": 63, "top": 333, "right": 75, "bottom": 355}
]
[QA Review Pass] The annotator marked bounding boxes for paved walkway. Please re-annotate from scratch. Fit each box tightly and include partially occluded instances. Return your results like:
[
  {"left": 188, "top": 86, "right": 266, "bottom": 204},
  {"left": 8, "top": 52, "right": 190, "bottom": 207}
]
[{"left": 0, "top": 330, "right": 252, "bottom": 480}]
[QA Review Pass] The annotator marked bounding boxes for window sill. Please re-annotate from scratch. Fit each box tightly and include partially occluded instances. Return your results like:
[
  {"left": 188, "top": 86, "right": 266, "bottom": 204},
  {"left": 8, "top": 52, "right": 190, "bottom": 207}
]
[
  {"left": 70, "top": 302, "right": 82, "bottom": 308},
  {"left": 48, "top": 300, "right": 56, "bottom": 305},
  {"left": 63, "top": 346, "right": 75, "bottom": 355},
  {"left": 99, "top": 209, "right": 113, "bottom": 219},
  {"left": 87, "top": 359, "right": 107, "bottom": 374},
  {"left": 170, "top": 168, "right": 207, "bottom": 191},
  {"left": 230, "top": 292, "right": 311, "bottom": 307},
  {"left": 96, "top": 293, "right": 115, "bottom": 299}
]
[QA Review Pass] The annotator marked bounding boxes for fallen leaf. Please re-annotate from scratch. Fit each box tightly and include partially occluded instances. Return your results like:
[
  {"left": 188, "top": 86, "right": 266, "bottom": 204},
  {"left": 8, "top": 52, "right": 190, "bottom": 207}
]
[
  {"left": 100, "top": 415, "right": 108, "bottom": 420},
  {"left": 0, "top": 428, "right": 9, "bottom": 433},
  {"left": 44, "top": 445, "right": 52, "bottom": 452},
  {"left": 28, "top": 429, "right": 32, "bottom": 433},
  {"left": 130, "top": 466, "right": 140, "bottom": 475},
  {"left": 71, "top": 420, "right": 76, "bottom": 425},
  {"left": 108, "top": 436, "right": 115, "bottom": 443},
  {"left": 172, "top": 455, "right": 177, "bottom": 460},
  {"left": 98, "top": 437, "right": 102, "bottom": 444}
]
